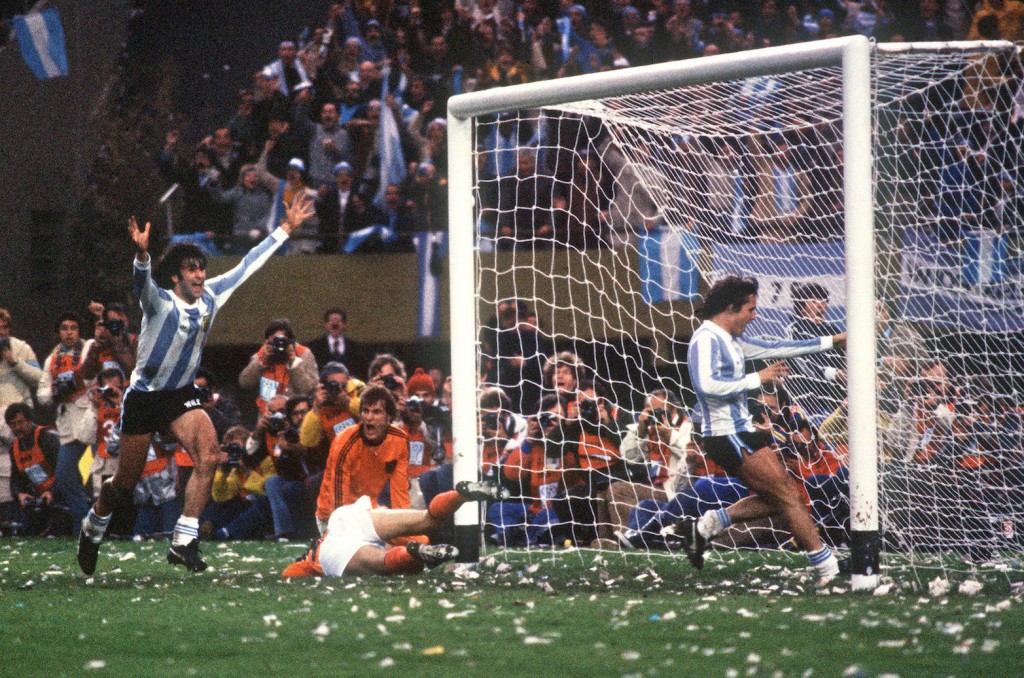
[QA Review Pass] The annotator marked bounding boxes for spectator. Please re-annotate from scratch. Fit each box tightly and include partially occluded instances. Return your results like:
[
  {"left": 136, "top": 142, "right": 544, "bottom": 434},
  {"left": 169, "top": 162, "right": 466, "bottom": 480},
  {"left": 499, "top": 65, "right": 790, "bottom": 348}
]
[
  {"left": 400, "top": 367, "right": 443, "bottom": 507},
  {"left": 257, "top": 395, "right": 313, "bottom": 540},
  {"left": 305, "top": 102, "right": 355, "bottom": 190},
  {"left": 264, "top": 40, "right": 313, "bottom": 97},
  {"left": 607, "top": 390, "right": 691, "bottom": 545},
  {"left": 786, "top": 282, "right": 847, "bottom": 419},
  {"left": 203, "top": 425, "right": 275, "bottom": 540},
  {"left": 0, "top": 307, "right": 43, "bottom": 411},
  {"left": 132, "top": 432, "right": 181, "bottom": 539},
  {"left": 87, "top": 367, "right": 126, "bottom": 507},
  {"left": 280, "top": 158, "right": 321, "bottom": 253},
  {"left": 206, "top": 127, "right": 244, "bottom": 188},
  {"left": 496, "top": 149, "right": 555, "bottom": 249},
  {"left": 5, "top": 403, "right": 69, "bottom": 536},
  {"left": 157, "top": 131, "right": 229, "bottom": 248},
  {"left": 194, "top": 366, "right": 243, "bottom": 443},
  {"left": 298, "top": 362, "right": 363, "bottom": 478},
  {"left": 78, "top": 302, "right": 137, "bottom": 384},
  {"left": 206, "top": 164, "right": 279, "bottom": 255},
  {"left": 968, "top": 0, "right": 1024, "bottom": 40},
  {"left": 37, "top": 313, "right": 96, "bottom": 536},
  {"left": 307, "top": 306, "right": 366, "bottom": 376},
  {"left": 316, "top": 162, "right": 366, "bottom": 253},
  {"left": 238, "top": 319, "right": 320, "bottom": 416}
]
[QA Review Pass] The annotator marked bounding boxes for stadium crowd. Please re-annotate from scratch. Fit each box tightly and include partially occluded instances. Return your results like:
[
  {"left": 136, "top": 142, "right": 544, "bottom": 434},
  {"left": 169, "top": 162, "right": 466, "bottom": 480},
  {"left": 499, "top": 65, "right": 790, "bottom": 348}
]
[
  {"left": 156, "top": 0, "right": 1021, "bottom": 256},
  {"left": 2, "top": 0, "right": 1023, "bottom": 564}
]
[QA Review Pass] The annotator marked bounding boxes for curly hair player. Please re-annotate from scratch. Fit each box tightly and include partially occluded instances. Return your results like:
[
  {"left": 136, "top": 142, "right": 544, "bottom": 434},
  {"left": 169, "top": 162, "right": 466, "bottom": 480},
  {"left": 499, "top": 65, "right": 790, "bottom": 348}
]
[{"left": 77, "top": 194, "right": 315, "bottom": 575}]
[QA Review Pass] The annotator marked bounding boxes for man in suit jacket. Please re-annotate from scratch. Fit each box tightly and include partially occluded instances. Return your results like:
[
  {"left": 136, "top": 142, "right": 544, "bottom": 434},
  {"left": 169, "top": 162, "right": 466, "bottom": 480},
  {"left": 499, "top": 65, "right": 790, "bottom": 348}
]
[
  {"left": 307, "top": 307, "right": 366, "bottom": 378},
  {"left": 316, "top": 162, "right": 363, "bottom": 253}
]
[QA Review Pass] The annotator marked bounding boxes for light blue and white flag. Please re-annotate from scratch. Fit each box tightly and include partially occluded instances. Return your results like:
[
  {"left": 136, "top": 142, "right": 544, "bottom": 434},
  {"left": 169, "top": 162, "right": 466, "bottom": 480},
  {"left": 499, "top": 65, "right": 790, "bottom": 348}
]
[
  {"left": 374, "top": 105, "right": 407, "bottom": 210},
  {"left": 414, "top": 231, "right": 448, "bottom": 337},
  {"left": 638, "top": 226, "right": 700, "bottom": 305},
  {"left": 13, "top": 9, "right": 68, "bottom": 80}
]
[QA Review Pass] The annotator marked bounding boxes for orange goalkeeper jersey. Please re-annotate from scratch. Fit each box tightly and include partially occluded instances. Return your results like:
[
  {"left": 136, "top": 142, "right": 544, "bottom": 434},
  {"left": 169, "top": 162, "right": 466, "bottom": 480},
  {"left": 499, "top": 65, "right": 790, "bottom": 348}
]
[{"left": 316, "top": 423, "right": 411, "bottom": 521}]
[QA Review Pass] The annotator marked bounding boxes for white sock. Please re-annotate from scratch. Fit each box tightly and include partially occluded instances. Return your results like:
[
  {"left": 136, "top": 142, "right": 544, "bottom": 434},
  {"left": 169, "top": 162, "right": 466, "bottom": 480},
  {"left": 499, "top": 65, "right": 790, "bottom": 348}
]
[
  {"left": 809, "top": 546, "right": 839, "bottom": 577},
  {"left": 697, "top": 508, "right": 731, "bottom": 540},
  {"left": 172, "top": 516, "right": 200, "bottom": 546},
  {"left": 83, "top": 509, "right": 112, "bottom": 544}
]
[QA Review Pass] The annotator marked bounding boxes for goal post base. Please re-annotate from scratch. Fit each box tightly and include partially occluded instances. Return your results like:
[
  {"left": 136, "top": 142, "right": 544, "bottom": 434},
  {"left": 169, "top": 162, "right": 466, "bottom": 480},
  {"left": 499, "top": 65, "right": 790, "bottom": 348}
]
[
  {"left": 454, "top": 523, "right": 481, "bottom": 564},
  {"left": 849, "top": 529, "right": 881, "bottom": 591}
]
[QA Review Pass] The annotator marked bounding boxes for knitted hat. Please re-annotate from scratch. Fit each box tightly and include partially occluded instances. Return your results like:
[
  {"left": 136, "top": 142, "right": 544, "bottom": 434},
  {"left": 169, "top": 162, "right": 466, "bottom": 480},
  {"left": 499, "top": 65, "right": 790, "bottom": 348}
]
[{"left": 406, "top": 368, "right": 436, "bottom": 398}]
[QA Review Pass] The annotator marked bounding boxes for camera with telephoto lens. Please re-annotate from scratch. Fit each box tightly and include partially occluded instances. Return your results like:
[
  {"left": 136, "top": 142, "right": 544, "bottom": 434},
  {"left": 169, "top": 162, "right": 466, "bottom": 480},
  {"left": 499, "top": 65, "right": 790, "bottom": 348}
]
[
  {"left": 98, "top": 384, "right": 119, "bottom": 401},
  {"left": 382, "top": 373, "right": 400, "bottom": 390},
  {"left": 579, "top": 398, "right": 600, "bottom": 424},
  {"left": 23, "top": 495, "right": 46, "bottom": 510},
  {"left": 322, "top": 379, "right": 343, "bottom": 398},
  {"left": 650, "top": 408, "right": 666, "bottom": 423},
  {"left": 407, "top": 395, "right": 426, "bottom": 414},
  {"left": 222, "top": 441, "right": 244, "bottom": 468},
  {"left": 267, "top": 411, "right": 288, "bottom": 434},
  {"left": 282, "top": 427, "right": 300, "bottom": 445},
  {"left": 537, "top": 411, "right": 559, "bottom": 428},
  {"left": 423, "top": 402, "right": 451, "bottom": 430},
  {"left": 103, "top": 319, "right": 125, "bottom": 337},
  {"left": 53, "top": 373, "right": 78, "bottom": 402},
  {"left": 269, "top": 334, "right": 292, "bottom": 362}
]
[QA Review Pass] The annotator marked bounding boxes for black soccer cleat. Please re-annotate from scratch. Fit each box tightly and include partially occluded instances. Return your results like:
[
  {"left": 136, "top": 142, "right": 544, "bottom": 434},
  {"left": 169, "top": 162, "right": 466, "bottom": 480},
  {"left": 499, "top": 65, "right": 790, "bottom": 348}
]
[
  {"left": 456, "top": 479, "right": 510, "bottom": 502},
  {"left": 674, "top": 517, "right": 707, "bottom": 570},
  {"left": 167, "top": 539, "right": 208, "bottom": 572},
  {"left": 77, "top": 529, "right": 101, "bottom": 576},
  {"left": 407, "top": 541, "right": 459, "bottom": 569}
]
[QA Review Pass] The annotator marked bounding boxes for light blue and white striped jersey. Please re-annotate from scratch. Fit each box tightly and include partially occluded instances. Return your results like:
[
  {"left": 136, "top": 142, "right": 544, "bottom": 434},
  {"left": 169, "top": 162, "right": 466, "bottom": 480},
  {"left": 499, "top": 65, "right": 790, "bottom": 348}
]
[
  {"left": 687, "top": 320, "right": 832, "bottom": 437},
  {"left": 129, "top": 228, "right": 288, "bottom": 392}
]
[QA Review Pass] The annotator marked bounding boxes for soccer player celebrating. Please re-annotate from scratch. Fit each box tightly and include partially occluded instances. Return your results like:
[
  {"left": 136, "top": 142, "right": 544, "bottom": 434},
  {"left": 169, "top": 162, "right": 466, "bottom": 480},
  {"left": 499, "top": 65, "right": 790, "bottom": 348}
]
[
  {"left": 77, "top": 194, "right": 315, "bottom": 575},
  {"left": 675, "top": 275, "right": 846, "bottom": 586},
  {"left": 283, "top": 480, "right": 508, "bottom": 577}
]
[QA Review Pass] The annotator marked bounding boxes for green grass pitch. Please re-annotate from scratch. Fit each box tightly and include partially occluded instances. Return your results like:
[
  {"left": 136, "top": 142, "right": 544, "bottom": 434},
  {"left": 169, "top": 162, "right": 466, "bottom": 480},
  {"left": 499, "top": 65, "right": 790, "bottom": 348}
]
[{"left": 2, "top": 538, "right": 1023, "bottom": 676}]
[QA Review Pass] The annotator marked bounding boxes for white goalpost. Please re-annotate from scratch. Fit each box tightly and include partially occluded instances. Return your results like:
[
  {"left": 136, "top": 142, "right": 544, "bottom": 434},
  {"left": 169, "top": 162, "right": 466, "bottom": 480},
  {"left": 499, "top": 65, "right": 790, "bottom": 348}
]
[{"left": 447, "top": 37, "right": 1024, "bottom": 590}]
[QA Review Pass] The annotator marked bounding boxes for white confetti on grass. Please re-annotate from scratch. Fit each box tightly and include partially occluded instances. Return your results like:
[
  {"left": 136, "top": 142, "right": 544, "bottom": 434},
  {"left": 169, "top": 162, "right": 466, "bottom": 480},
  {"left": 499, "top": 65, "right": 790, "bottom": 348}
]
[
  {"left": 85, "top": 660, "right": 107, "bottom": 670},
  {"left": 313, "top": 623, "right": 331, "bottom": 640},
  {"left": 959, "top": 580, "right": 983, "bottom": 596},
  {"left": 523, "top": 636, "right": 552, "bottom": 645}
]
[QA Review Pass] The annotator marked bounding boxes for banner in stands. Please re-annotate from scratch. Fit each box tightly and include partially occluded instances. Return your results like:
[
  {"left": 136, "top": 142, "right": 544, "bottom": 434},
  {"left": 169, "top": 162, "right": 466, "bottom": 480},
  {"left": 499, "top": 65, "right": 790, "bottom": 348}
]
[
  {"left": 638, "top": 226, "right": 700, "bottom": 305},
  {"left": 13, "top": 9, "right": 67, "bottom": 81},
  {"left": 710, "top": 240, "right": 846, "bottom": 337},
  {"left": 900, "top": 228, "right": 1024, "bottom": 333}
]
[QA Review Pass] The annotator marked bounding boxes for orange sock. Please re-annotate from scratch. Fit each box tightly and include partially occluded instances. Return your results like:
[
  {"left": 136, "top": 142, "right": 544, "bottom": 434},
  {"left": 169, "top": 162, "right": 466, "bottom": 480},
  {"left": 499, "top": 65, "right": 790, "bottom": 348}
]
[
  {"left": 384, "top": 545, "right": 425, "bottom": 574},
  {"left": 428, "top": 490, "right": 463, "bottom": 521}
]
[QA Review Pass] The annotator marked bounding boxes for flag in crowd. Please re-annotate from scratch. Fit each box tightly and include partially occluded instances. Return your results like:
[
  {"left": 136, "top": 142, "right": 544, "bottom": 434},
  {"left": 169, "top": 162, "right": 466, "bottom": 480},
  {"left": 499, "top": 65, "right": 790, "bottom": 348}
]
[
  {"left": 13, "top": 8, "right": 68, "bottom": 81},
  {"left": 638, "top": 226, "right": 700, "bottom": 305},
  {"left": 374, "top": 104, "right": 407, "bottom": 210},
  {"left": 414, "top": 231, "right": 447, "bottom": 338}
]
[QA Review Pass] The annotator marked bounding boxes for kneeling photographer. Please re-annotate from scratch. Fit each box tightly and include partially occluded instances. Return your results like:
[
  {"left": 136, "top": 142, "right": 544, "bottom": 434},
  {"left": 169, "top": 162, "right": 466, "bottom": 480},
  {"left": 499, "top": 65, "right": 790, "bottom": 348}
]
[
  {"left": 201, "top": 425, "right": 276, "bottom": 541},
  {"left": 4, "top": 403, "right": 72, "bottom": 536},
  {"left": 239, "top": 319, "right": 319, "bottom": 415},
  {"left": 249, "top": 395, "right": 314, "bottom": 540}
]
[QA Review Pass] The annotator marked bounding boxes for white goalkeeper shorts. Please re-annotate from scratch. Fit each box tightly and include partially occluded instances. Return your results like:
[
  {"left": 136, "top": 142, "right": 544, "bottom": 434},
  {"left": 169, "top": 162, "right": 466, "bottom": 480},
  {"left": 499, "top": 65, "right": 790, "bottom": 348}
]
[{"left": 317, "top": 495, "right": 386, "bottom": 576}]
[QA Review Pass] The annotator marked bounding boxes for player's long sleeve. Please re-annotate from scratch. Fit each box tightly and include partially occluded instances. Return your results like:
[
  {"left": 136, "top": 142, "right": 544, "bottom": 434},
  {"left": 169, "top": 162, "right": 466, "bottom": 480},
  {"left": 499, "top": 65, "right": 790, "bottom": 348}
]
[
  {"left": 738, "top": 334, "right": 833, "bottom": 361},
  {"left": 206, "top": 227, "right": 290, "bottom": 305},
  {"left": 689, "top": 329, "right": 759, "bottom": 398}
]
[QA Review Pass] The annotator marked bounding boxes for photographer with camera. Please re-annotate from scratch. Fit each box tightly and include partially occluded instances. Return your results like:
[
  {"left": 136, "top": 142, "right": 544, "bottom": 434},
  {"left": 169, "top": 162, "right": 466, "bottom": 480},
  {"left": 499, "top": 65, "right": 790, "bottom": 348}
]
[
  {"left": 367, "top": 354, "right": 408, "bottom": 422},
  {"left": 0, "top": 308, "right": 43, "bottom": 412},
  {"left": 4, "top": 403, "right": 70, "bottom": 536},
  {"left": 79, "top": 302, "right": 138, "bottom": 383},
  {"left": 37, "top": 313, "right": 96, "bottom": 536},
  {"left": 399, "top": 368, "right": 447, "bottom": 508},
  {"left": 202, "top": 425, "right": 276, "bottom": 541},
  {"left": 132, "top": 432, "right": 182, "bottom": 538},
  {"left": 299, "top": 362, "right": 363, "bottom": 472},
  {"left": 546, "top": 377, "right": 632, "bottom": 547},
  {"left": 87, "top": 367, "right": 127, "bottom": 501},
  {"left": 239, "top": 319, "right": 319, "bottom": 415},
  {"left": 487, "top": 394, "right": 574, "bottom": 547},
  {"left": 249, "top": 395, "right": 312, "bottom": 540}
]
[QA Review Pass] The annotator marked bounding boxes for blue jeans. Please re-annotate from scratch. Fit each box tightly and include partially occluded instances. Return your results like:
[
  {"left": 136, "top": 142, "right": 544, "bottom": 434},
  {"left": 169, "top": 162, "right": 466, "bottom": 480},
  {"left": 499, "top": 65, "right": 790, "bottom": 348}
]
[
  {"left": 629, "top": 476, "right": 749, "bottom": 536},
  {"left": 204, "top": 496, "right": 273, "bottom": 539},
  {"left": 487, "top": 501, "right": 563, "bottom": 546},
  {"left": 264, "top": 475, "right": 306, "bottom": 537},
  {"left": 55, "top": 440, "right": 90, "bottom": 533}
]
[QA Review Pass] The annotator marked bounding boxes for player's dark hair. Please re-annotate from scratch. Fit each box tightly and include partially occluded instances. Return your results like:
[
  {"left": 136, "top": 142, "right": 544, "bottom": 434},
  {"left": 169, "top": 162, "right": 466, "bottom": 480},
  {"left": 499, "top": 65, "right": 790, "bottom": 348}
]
[
  {"left": 56, "top": 312, "right": 82, "bottom": 331},
  {"left": 360, "top": 384, "right": 397, "bottom": 420},
  {"left": 4, "top": 401, "right": 33, "bottom": 425},
  {"left": 698, "top": 275, "right": 758, "bottom": 320},
  {"left": 323, "top": 306, "right": 347, "bottom": 322},
  {"left": 264, "top": 318, "right": 296, "bottom": 341},
  {"left": 154, "top": 243, "right": 207, "bottom": 289}
]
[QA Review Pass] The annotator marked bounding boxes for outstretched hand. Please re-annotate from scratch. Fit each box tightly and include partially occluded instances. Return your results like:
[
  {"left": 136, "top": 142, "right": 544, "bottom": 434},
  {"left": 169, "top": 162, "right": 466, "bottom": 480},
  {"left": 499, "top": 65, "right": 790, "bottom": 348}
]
[
  {"left": 129, "top": 216, "right": 151, "bottom": 255},
  {"left": 280, "top": 192, "right": 315, "bottom": 236},
  {"left": 757, "top": 360, "right": 789, "bottom": 385}
]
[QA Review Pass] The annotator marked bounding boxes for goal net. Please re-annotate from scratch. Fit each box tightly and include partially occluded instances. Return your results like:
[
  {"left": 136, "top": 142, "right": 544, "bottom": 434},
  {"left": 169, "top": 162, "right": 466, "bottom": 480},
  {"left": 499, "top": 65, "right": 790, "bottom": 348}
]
[{"left": 447, "top": 38, "right": 1024, "bottom": 587}]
